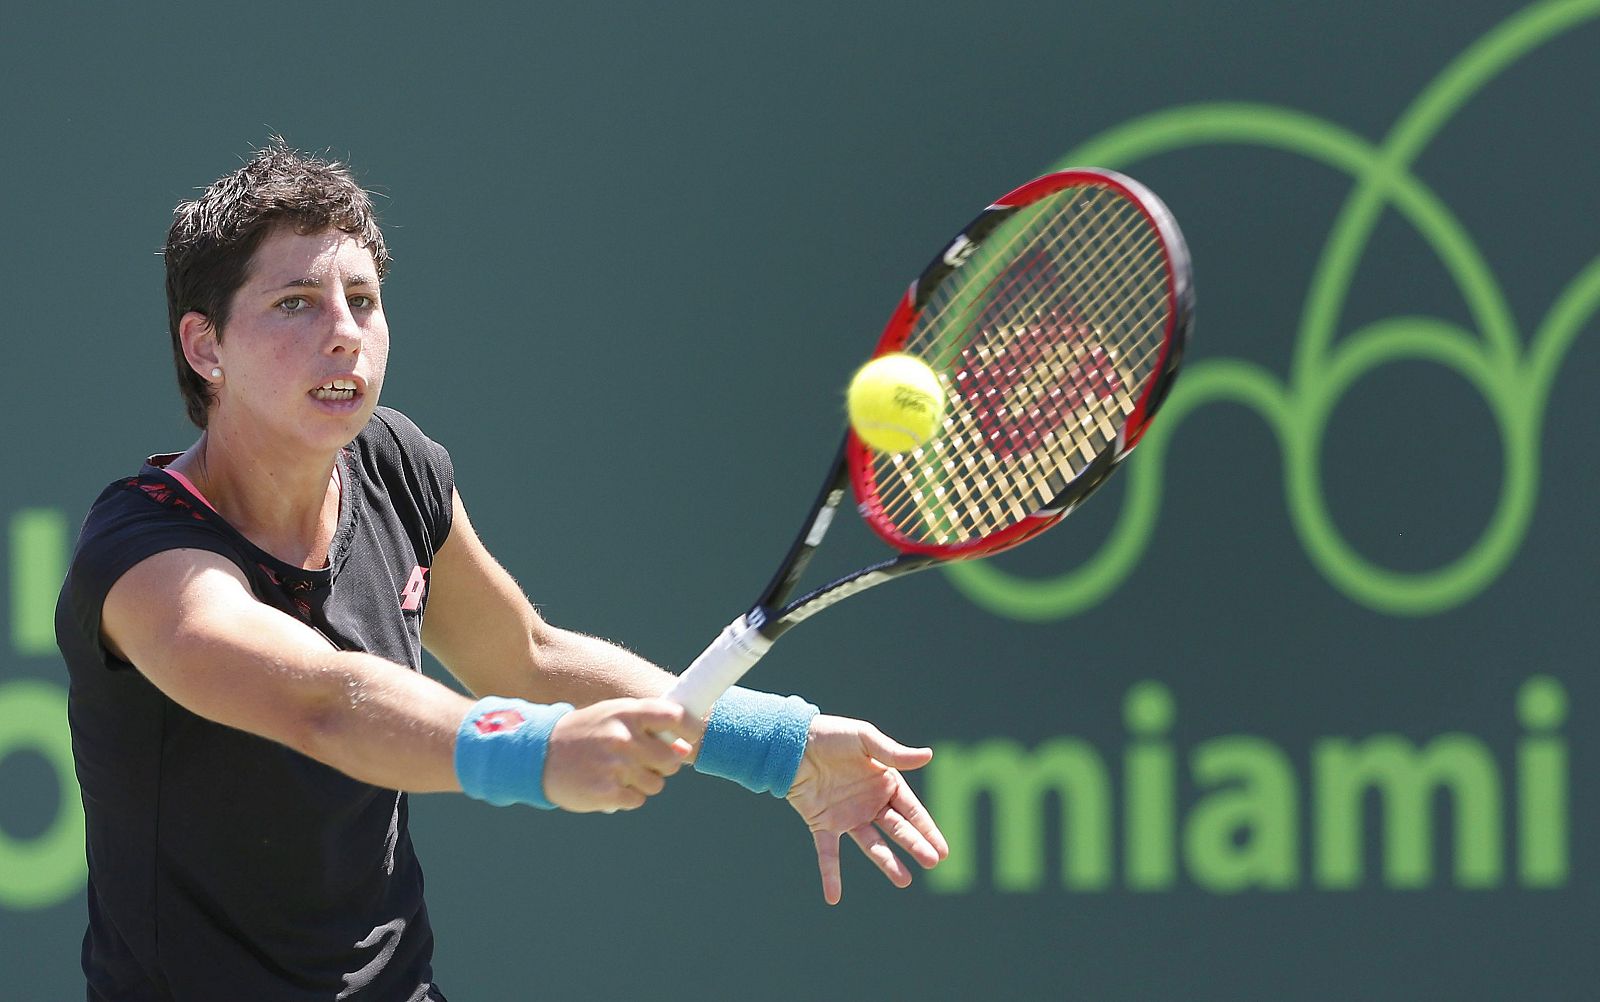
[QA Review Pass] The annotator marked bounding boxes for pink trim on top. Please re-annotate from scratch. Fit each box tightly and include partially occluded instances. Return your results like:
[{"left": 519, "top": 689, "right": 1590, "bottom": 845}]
[
  {"left": 164, "top": 468, "right": 218, "bottom": 512},
  {"left": 162, "top": 458, "right": 342, "bottom": 514}
]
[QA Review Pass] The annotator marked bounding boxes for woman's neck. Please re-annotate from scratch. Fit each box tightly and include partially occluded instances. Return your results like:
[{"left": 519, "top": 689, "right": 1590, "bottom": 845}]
[{"left": 170, "top": 426, "right": 343, "bottom": 570}]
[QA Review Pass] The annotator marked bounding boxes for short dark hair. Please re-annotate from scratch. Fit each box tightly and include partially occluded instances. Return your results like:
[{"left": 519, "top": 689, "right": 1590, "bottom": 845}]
[{"left": 163, "top": 141, "right": 390, "bottom": 428}]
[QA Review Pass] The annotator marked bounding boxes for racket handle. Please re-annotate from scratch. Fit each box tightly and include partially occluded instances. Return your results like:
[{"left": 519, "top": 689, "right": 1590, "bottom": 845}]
[{"left": 665, "top": 614, "right": 773, "bottom": 721}]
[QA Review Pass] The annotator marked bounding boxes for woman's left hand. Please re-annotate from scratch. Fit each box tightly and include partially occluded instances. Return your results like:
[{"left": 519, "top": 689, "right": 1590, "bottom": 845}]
[{"left": 784, "top": 714, "right": 950, "bottom": 904}]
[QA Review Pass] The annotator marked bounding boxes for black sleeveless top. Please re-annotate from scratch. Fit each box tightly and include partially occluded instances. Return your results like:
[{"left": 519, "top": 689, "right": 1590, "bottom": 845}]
[{"left": 57, "top": 407, "right": 453, "bottom": 1001}]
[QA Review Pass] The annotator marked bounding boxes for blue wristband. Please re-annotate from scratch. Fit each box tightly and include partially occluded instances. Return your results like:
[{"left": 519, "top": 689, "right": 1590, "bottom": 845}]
[
  {"left": 454, "top": 697, "right": 574, "bottom": 809},
  {"left": 694, "top": 686, "right": 819, "bottom": 797}
]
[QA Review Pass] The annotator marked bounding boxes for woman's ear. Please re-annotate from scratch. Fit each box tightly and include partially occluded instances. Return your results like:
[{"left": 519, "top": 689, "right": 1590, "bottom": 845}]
[{"left": 178, "top": 311, "right": 221, "bottom": 381}]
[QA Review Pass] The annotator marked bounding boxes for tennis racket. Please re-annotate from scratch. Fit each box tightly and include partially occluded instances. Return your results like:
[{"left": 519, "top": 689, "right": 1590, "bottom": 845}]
[{"left": 666, "top": 168, "right": 1193, "bottom": 719}]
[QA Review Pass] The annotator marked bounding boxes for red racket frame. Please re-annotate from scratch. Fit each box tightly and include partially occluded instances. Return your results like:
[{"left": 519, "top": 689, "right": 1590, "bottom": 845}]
[{"left": 846, "top": 168, "right": 1190, "bottom": 562}]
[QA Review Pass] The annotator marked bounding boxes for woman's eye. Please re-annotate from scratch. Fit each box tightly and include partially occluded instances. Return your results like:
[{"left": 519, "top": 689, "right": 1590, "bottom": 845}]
[
  {"left": 277, "top": 296, "right": 308, "bottom": 312},
  {"left": 350, "top": 294, "right": 376, "bottom": 310}
]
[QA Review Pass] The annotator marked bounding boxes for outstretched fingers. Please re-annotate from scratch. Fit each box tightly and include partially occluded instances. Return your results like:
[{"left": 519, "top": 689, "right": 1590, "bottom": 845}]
[
  {"left": 885, "top": 770, "right": 950, "bottom": 864},
  {"left": 790, "top": 715, "right": 952, "bottom": 901},
  {"left": 847, "top": 822, "right": 914, "bottom": 889},
  {"left": 812, "top": 830, "right": 844, "bottom": 906}
]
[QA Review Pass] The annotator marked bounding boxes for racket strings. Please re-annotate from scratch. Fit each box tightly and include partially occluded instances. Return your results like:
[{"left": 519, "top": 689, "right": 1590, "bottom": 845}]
[
  {"left": 923, "top": 189, "right": 1156, "bottom": 371},
  {"left": 871, "top": 184, "right": 1173, "bottom": 545}
]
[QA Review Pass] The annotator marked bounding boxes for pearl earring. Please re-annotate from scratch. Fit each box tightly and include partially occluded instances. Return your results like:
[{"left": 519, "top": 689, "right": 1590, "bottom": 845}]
[{"left": 211, "top": 368, "right": 222, "bottom": 380}]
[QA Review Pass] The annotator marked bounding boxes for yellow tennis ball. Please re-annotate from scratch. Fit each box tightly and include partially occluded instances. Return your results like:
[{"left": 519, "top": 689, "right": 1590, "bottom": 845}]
[{"left": 847, "top": 353, "right": 946, "bottom": 453}]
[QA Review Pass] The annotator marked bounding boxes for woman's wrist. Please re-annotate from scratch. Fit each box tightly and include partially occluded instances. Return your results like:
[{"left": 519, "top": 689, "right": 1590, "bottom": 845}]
[
  {"left": 693, "top": 686, "right": 819, "bottom": 796},
  {"left": 454, "top": 696, "right": 575, "bottom": 809}
]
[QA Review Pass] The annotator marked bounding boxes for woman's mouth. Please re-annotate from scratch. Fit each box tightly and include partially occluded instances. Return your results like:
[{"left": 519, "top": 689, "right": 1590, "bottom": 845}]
[{"left": 311, "top": 378, "right": 359, "bottom": 402}]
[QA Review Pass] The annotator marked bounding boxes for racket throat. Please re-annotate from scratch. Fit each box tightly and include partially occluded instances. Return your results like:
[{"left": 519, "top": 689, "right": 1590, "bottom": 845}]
[
  {"left": 775, "top": 552, "right": 939, "bottom": 632},
  {"left": 755, "top": 443, "right": 852, "bottom": 612},
  {"left": 778, "top": 572, "right": 895, "bottom": 628}
]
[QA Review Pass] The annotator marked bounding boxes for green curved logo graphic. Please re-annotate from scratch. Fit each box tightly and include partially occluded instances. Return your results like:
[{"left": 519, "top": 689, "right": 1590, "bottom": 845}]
[
  {"left": 0, "top": 679, "right": 83, "bottom": 910},
  {"left": 948, "top": 0, "right": 1600, "bottom": 620}
]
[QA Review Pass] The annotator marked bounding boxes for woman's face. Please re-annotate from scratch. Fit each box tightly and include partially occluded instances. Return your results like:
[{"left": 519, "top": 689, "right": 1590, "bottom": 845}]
[{"left": 209, "top": 225, "right": 389, "bottom": 454}]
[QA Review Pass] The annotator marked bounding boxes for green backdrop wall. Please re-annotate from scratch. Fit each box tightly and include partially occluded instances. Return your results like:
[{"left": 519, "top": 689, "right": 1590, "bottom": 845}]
[{"left": 2, "top": 2, "right": 1595, "bottom": 998}]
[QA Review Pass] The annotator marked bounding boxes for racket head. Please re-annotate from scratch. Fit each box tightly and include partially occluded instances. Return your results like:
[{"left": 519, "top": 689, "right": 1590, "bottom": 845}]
[{"left": 847, "top": 168, "right": 1193, "bottom": 559}]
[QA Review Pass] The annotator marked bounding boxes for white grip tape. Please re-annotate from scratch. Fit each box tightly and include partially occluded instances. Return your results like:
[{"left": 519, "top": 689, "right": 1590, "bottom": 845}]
[{"left": 665, "top": 615, "right": 773, "bottom": 720}]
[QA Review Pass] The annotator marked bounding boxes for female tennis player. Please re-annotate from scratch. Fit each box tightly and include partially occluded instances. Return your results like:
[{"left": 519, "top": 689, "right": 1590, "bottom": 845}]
[{"left": 56, "top": 143, "right": 948, "bottom": 1001}]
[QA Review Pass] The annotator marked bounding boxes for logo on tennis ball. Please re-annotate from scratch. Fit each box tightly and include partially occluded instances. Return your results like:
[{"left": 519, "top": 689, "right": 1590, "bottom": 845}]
[
  {"left": 848, "top": 353, "right": 947, "bottom": 453},
  {"left": 891, "top": 386, "right": 938, "bottom": 416}
]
